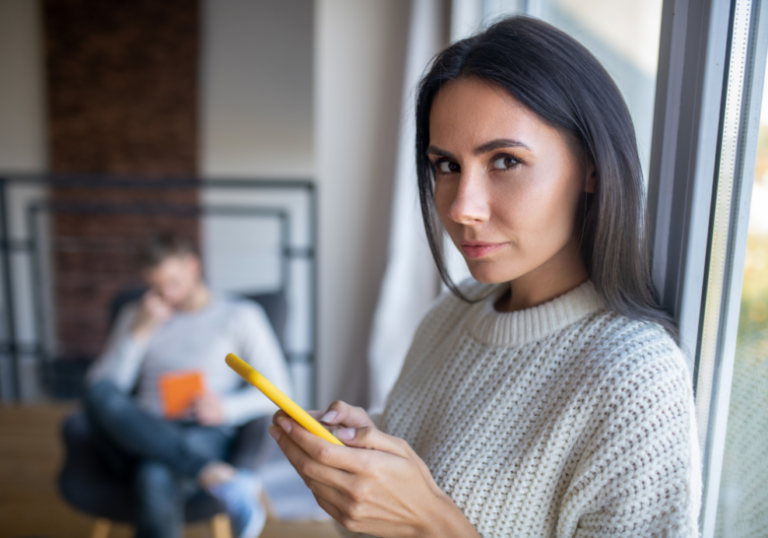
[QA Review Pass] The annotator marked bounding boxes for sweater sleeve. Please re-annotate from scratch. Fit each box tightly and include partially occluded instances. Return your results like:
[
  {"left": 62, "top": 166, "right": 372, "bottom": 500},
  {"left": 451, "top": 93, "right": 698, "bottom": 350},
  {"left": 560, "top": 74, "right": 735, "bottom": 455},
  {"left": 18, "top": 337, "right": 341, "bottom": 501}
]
[
  {"left": 561, "top": 340, "right": 701, "bottom": 538},
  {"left": 220, "top": 302, "right": 294, "bottom": 426},
  {"left": 86, "top": 303, "right": 149, "bottom": 392}
]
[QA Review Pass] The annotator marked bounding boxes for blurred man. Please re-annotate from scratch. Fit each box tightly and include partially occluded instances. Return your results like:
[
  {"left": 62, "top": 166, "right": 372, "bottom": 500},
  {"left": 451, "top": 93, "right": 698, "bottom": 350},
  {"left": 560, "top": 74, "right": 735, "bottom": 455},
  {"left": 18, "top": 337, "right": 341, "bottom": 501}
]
[{"left": 84, "top": 232, "right": 292, "bottom": 538}]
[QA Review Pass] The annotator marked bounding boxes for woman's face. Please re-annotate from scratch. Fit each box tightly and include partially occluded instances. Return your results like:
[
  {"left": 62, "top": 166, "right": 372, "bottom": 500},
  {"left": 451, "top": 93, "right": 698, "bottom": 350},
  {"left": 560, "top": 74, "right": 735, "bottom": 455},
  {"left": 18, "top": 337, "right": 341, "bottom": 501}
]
[{"left": 429, "top": 77, "right": 593, "bottom": 294}]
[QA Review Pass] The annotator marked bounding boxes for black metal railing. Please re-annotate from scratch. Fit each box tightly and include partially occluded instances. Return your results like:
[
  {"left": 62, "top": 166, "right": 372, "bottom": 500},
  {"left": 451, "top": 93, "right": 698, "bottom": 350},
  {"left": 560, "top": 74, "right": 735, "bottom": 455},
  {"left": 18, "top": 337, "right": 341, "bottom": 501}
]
[{"left": 0, "top": 173, "right": 317, "bottom": 404}]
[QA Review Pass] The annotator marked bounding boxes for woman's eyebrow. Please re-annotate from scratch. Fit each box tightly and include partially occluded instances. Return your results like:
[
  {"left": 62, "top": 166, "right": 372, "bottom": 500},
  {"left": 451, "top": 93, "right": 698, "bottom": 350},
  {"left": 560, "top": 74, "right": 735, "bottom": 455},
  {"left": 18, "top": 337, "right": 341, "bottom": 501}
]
[
  {"left": 426, "top": 139, "right": 530, "bottom": 159},
  {"left": 474, "top": 138, "right": 530, "bottom": 154},
  {"left": 426, "top": 145, "right": 454, "bottom": 158}
]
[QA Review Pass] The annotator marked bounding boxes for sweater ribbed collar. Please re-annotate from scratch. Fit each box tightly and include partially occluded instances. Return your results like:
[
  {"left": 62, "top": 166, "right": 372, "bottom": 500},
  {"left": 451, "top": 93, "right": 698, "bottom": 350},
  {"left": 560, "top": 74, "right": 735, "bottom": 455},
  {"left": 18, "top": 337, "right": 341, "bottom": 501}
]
[{"left": 466, "top": 280, "right": 605, "bottom": 347}]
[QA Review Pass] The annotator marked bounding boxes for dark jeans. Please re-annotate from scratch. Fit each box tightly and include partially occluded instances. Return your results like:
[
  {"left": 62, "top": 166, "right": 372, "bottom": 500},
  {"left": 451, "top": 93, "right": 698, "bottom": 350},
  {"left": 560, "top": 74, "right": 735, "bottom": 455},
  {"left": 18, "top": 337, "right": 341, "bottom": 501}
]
[{"left": 83, "top": 380, "right": 235, "bottom": 538}]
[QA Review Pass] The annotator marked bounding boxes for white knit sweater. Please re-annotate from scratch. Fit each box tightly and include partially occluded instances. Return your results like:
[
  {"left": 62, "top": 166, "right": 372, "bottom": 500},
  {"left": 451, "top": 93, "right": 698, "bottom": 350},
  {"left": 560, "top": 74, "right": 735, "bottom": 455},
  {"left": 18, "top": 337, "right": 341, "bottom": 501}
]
[{"left": 347, "top": 280, "right": 700, "bottom": 538}]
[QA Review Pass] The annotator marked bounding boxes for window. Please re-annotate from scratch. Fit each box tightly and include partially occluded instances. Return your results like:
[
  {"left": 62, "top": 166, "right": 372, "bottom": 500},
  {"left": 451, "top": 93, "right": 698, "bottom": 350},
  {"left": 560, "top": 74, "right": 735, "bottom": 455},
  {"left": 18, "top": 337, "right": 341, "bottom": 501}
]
[
  {"left": 712, "top": 31, "right": 768, "bottom": 538},
  {"left": 448, "top": 2, "right": 768, "bottom": 536},
  {"left": 445, "top": 0, "right": 665, "bottom": 285},
  {"left": 450, "top": 0, "right": 663, "bottom": 178}
]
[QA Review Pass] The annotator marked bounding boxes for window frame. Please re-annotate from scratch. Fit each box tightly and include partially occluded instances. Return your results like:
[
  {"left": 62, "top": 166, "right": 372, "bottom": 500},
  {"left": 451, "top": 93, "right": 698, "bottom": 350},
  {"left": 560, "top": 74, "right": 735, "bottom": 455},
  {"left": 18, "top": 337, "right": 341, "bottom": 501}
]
[
  {"left": 648, "top": 0, "right": 768, "bottom": 535},
  {"left": 449, "top": 0, "right": 768, "bottom": 532}
]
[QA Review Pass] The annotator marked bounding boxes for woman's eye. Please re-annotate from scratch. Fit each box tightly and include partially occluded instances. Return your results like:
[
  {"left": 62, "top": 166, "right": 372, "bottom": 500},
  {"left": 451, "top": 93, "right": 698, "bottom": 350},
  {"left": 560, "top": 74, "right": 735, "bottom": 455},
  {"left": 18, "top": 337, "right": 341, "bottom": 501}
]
[
  {"left": 436, "top": 160, "right": 460, "bottom": 174},
  {"left": 491, "top": 156, "right": 519, "bottom": 170}
]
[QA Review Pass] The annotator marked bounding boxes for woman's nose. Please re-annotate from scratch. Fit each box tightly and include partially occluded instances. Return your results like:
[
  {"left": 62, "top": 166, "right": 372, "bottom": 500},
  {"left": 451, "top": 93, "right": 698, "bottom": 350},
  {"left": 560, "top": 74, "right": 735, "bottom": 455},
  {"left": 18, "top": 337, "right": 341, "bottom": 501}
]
[{"left": 448, "top": 172, "right": 491, "bottom": 225}]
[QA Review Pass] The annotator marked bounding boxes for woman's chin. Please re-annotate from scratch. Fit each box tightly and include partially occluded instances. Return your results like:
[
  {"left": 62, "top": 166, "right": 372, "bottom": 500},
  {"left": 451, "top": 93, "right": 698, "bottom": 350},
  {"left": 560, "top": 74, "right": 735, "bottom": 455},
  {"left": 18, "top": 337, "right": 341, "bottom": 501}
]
[{"left": 466, "top": 263, "right": 517, "bottom": 285}]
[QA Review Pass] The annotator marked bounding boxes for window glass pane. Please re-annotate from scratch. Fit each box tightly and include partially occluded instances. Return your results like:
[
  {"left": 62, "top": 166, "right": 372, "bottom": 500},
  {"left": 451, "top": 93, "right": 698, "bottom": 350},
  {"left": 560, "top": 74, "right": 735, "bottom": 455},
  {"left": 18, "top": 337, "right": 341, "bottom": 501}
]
[
  {"left": 478, "top": 0, "right": 663, "bottom": 180},
  {"left": 530, "top": 0, "right": 662, "bottom": 180},
  {"left": 715, "top": 54, "right": 768, "bottom": 537},
  {"left": 445, "top": 0, "right": 664, "bottom": 285}
]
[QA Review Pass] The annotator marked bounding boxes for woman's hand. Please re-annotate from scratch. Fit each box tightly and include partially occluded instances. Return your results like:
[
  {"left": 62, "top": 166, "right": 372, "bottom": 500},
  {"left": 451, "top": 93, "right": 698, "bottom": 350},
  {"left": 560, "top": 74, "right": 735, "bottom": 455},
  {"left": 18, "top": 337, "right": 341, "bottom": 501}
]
[
  {"left": 270, "top": 401, "right": 480, "bottom": 538},
  {"left": 316, "top": 400, "right": 376, "bottom": 431}
]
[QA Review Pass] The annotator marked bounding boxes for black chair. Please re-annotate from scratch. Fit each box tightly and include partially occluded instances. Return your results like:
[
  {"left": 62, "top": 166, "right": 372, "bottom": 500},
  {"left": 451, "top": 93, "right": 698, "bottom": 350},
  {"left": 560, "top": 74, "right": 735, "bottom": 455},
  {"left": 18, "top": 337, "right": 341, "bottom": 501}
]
[{"left": 58, "top": 290, "right": 288, "bottom": 538}]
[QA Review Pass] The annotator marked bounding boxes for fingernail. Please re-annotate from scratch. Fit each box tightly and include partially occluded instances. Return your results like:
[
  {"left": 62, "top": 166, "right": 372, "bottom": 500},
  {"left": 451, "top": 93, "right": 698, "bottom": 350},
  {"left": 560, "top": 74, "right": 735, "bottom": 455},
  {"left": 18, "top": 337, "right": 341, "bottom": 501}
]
[
  {"left": 268, "top": 426, "right": 281, "bottom": 441},
  {"left": 320, "top": 410, "right": 338, "bottom": 423},
  {"left": 336, "top": 427, "right": 356, "bottom": 441},
  {"left": 279, "top": 418, "right": 292, "bottom": 434}
]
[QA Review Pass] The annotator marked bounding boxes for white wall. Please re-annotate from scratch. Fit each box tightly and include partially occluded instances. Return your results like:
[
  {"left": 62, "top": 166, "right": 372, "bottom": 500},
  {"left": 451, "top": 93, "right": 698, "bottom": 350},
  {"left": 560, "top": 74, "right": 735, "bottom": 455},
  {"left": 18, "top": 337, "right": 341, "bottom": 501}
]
[
  {"left": 315, "top": 0, "right": 410, "bottom": 407},
  {"left": 200, "top": 0, "right": 314, "bottom": 294},
  {"left": 0, "top": 0, "right": 46, "bottom": 402},
  {"left": 202, "top": 0, "right": 413, "bottom": 407},
  {"left": 200, "top": 0, "right": 316, "bottom": 406},
  {"left": 0, "top": 0, "right": 45, "bottom": 172},
  {"left": 199, "top": 0, "right": 314, "bottom": 296},
  {"left": 0, "top": 0, "right": 411, "bottom": 409},
  {"left": 201, "top": 0, "right": 314, "bottom": 178}
]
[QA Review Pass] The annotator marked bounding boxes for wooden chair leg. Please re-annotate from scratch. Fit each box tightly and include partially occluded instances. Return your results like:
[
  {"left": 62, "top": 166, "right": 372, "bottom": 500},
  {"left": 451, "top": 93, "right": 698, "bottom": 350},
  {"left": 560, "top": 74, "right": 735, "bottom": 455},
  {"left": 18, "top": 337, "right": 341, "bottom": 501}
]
[
  {"left": 211, "top": 513, "right": 233, "bottom": 538},
  {"left": 92, "top": 518, "right": 111, "bottom": 538}
]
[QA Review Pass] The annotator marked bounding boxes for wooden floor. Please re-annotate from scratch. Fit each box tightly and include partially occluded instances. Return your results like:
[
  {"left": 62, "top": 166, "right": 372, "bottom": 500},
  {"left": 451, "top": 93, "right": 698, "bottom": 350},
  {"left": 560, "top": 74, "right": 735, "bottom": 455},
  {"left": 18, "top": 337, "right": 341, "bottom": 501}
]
[{"left": 0, "top": 405, "right": 341, "bottom": 538}]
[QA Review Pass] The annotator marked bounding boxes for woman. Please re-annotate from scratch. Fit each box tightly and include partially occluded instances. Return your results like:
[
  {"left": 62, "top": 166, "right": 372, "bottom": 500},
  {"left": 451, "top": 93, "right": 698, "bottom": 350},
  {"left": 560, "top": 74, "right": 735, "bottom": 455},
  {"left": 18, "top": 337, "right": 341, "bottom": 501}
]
[{"left": 270, "top": 16, "right": 700, "bottom": 537}]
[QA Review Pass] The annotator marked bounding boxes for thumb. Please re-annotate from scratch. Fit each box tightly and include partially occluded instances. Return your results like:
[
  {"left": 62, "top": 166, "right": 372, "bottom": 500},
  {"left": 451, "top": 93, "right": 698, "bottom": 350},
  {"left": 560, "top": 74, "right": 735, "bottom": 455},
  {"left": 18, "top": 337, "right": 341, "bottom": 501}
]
[
  {"left": 335, "top": 426, "right": 411, "bottom": 458},
  {"left": 336, "top": 426, "right": 444, "bottom": 497}
]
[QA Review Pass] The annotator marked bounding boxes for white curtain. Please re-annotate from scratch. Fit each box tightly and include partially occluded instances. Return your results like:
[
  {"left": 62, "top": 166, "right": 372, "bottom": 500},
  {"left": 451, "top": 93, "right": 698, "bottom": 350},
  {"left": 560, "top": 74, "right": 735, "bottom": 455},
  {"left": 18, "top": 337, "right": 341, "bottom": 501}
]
[{"left": 366, "top": 0, "right": 446, "bottom": 412}]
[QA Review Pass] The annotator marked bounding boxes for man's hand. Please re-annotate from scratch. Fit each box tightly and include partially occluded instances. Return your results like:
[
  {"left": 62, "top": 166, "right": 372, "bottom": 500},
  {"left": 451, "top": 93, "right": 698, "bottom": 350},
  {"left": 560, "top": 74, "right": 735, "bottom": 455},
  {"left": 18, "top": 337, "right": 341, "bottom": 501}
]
[
  {"left": 192, "top": 393, "right": 224, "bottom": 426},
  {"left": 131, "top": 291, "right": 173, "bottom": 340}
]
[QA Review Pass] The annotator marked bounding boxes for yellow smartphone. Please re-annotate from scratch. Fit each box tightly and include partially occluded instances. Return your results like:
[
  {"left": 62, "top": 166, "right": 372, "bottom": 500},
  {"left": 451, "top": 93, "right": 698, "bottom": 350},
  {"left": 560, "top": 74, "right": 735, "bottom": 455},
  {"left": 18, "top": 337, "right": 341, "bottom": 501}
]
[{"left": 225, "top": 353, "right": 344, "bottom": 446}]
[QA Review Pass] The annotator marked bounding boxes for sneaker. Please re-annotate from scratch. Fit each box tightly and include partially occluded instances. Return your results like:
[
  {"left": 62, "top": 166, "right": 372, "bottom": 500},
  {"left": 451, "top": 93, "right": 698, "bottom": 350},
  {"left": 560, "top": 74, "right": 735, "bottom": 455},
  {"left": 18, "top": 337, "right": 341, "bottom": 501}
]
[{"left": 208, "top": 471, "right": 267, "bottom": 538}]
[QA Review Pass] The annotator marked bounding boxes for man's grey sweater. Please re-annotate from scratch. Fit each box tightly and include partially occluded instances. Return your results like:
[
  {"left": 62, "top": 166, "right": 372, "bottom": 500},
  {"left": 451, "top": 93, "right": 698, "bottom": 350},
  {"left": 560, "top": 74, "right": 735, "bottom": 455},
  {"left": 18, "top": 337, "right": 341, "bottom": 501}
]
[{"left": 87, "top": 296, "right": 292, "bottom": 426}]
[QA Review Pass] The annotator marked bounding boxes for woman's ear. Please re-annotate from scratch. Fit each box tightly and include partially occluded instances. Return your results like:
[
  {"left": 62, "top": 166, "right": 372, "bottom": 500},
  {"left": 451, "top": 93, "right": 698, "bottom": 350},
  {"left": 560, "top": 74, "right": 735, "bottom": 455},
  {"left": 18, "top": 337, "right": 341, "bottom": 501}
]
[{"left": 584, "top": 162, "right": 597, "bottom": 193}]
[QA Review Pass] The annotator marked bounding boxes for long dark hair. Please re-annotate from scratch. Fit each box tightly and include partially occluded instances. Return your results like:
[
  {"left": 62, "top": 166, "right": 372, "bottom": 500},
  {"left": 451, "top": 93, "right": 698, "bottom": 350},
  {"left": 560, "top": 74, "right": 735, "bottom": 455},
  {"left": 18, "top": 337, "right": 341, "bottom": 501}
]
[{"left": 416, "top": 16, "right": 677, "bottom": 340}]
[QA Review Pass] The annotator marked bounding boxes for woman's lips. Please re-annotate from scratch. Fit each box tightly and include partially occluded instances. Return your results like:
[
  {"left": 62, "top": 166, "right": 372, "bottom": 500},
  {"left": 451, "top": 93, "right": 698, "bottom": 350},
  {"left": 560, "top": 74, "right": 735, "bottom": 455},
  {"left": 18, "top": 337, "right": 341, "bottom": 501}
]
[{"left": 460, "top": 241, "right": 506, "bottom": 259}]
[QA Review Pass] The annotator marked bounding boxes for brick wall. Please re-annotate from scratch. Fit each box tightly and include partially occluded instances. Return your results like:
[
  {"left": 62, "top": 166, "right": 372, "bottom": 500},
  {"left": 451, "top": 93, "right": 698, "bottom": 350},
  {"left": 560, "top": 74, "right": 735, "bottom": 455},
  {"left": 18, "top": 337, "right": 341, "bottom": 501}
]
[{"left": 43, "top": 0, "right": 200, "bottom": 359}]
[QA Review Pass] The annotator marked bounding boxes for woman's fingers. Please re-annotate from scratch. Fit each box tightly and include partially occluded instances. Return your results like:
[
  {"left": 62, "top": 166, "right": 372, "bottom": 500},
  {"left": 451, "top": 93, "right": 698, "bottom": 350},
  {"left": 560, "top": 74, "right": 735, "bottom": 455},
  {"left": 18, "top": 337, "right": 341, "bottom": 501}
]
[
  {"left": 314, "top": 495, "right": 347, "bottom": 527},
  {"left": 336, "top": 425, "right": 412, "bottom": 458},
  {"left": 320, "top": 400, "right": 375, "bottom": 429},
  {"left": 270, "top": 418, "right": 358, "bottom": 477},
  {"left": 270, "top": 424, "right": 348, "bottom": 487},
  {"left": 273, "top": 416, "right": 362, "bottom": 470},
  {"left": 272, "top": 407, "right": 355, "bottom": 436},
  {"left": 273, "top": 409, "right": 446, "bottom": 504},
  {"left": 304, "top": 477, "right": 350, "bottom": 512},
  {"left": 271, "top": 416, "right": 455, "bottom": 536},
  {"left": 310, "top": 482, "right": 368, "bottom": 534},
  {"left": 272, "top": 409, "right": 287, "bottom": 426},
  {"left": 334, "top": 425, "right": 445, "bottom": 497},
  {"left": 270, "top": 419, "right": 381, "bottom": 529},
  {"left": 272, "top": 409, "right": 327, "bottom": 434},
  {"left": 272, "top": 411, "right": 414, "bottom": 474}
]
